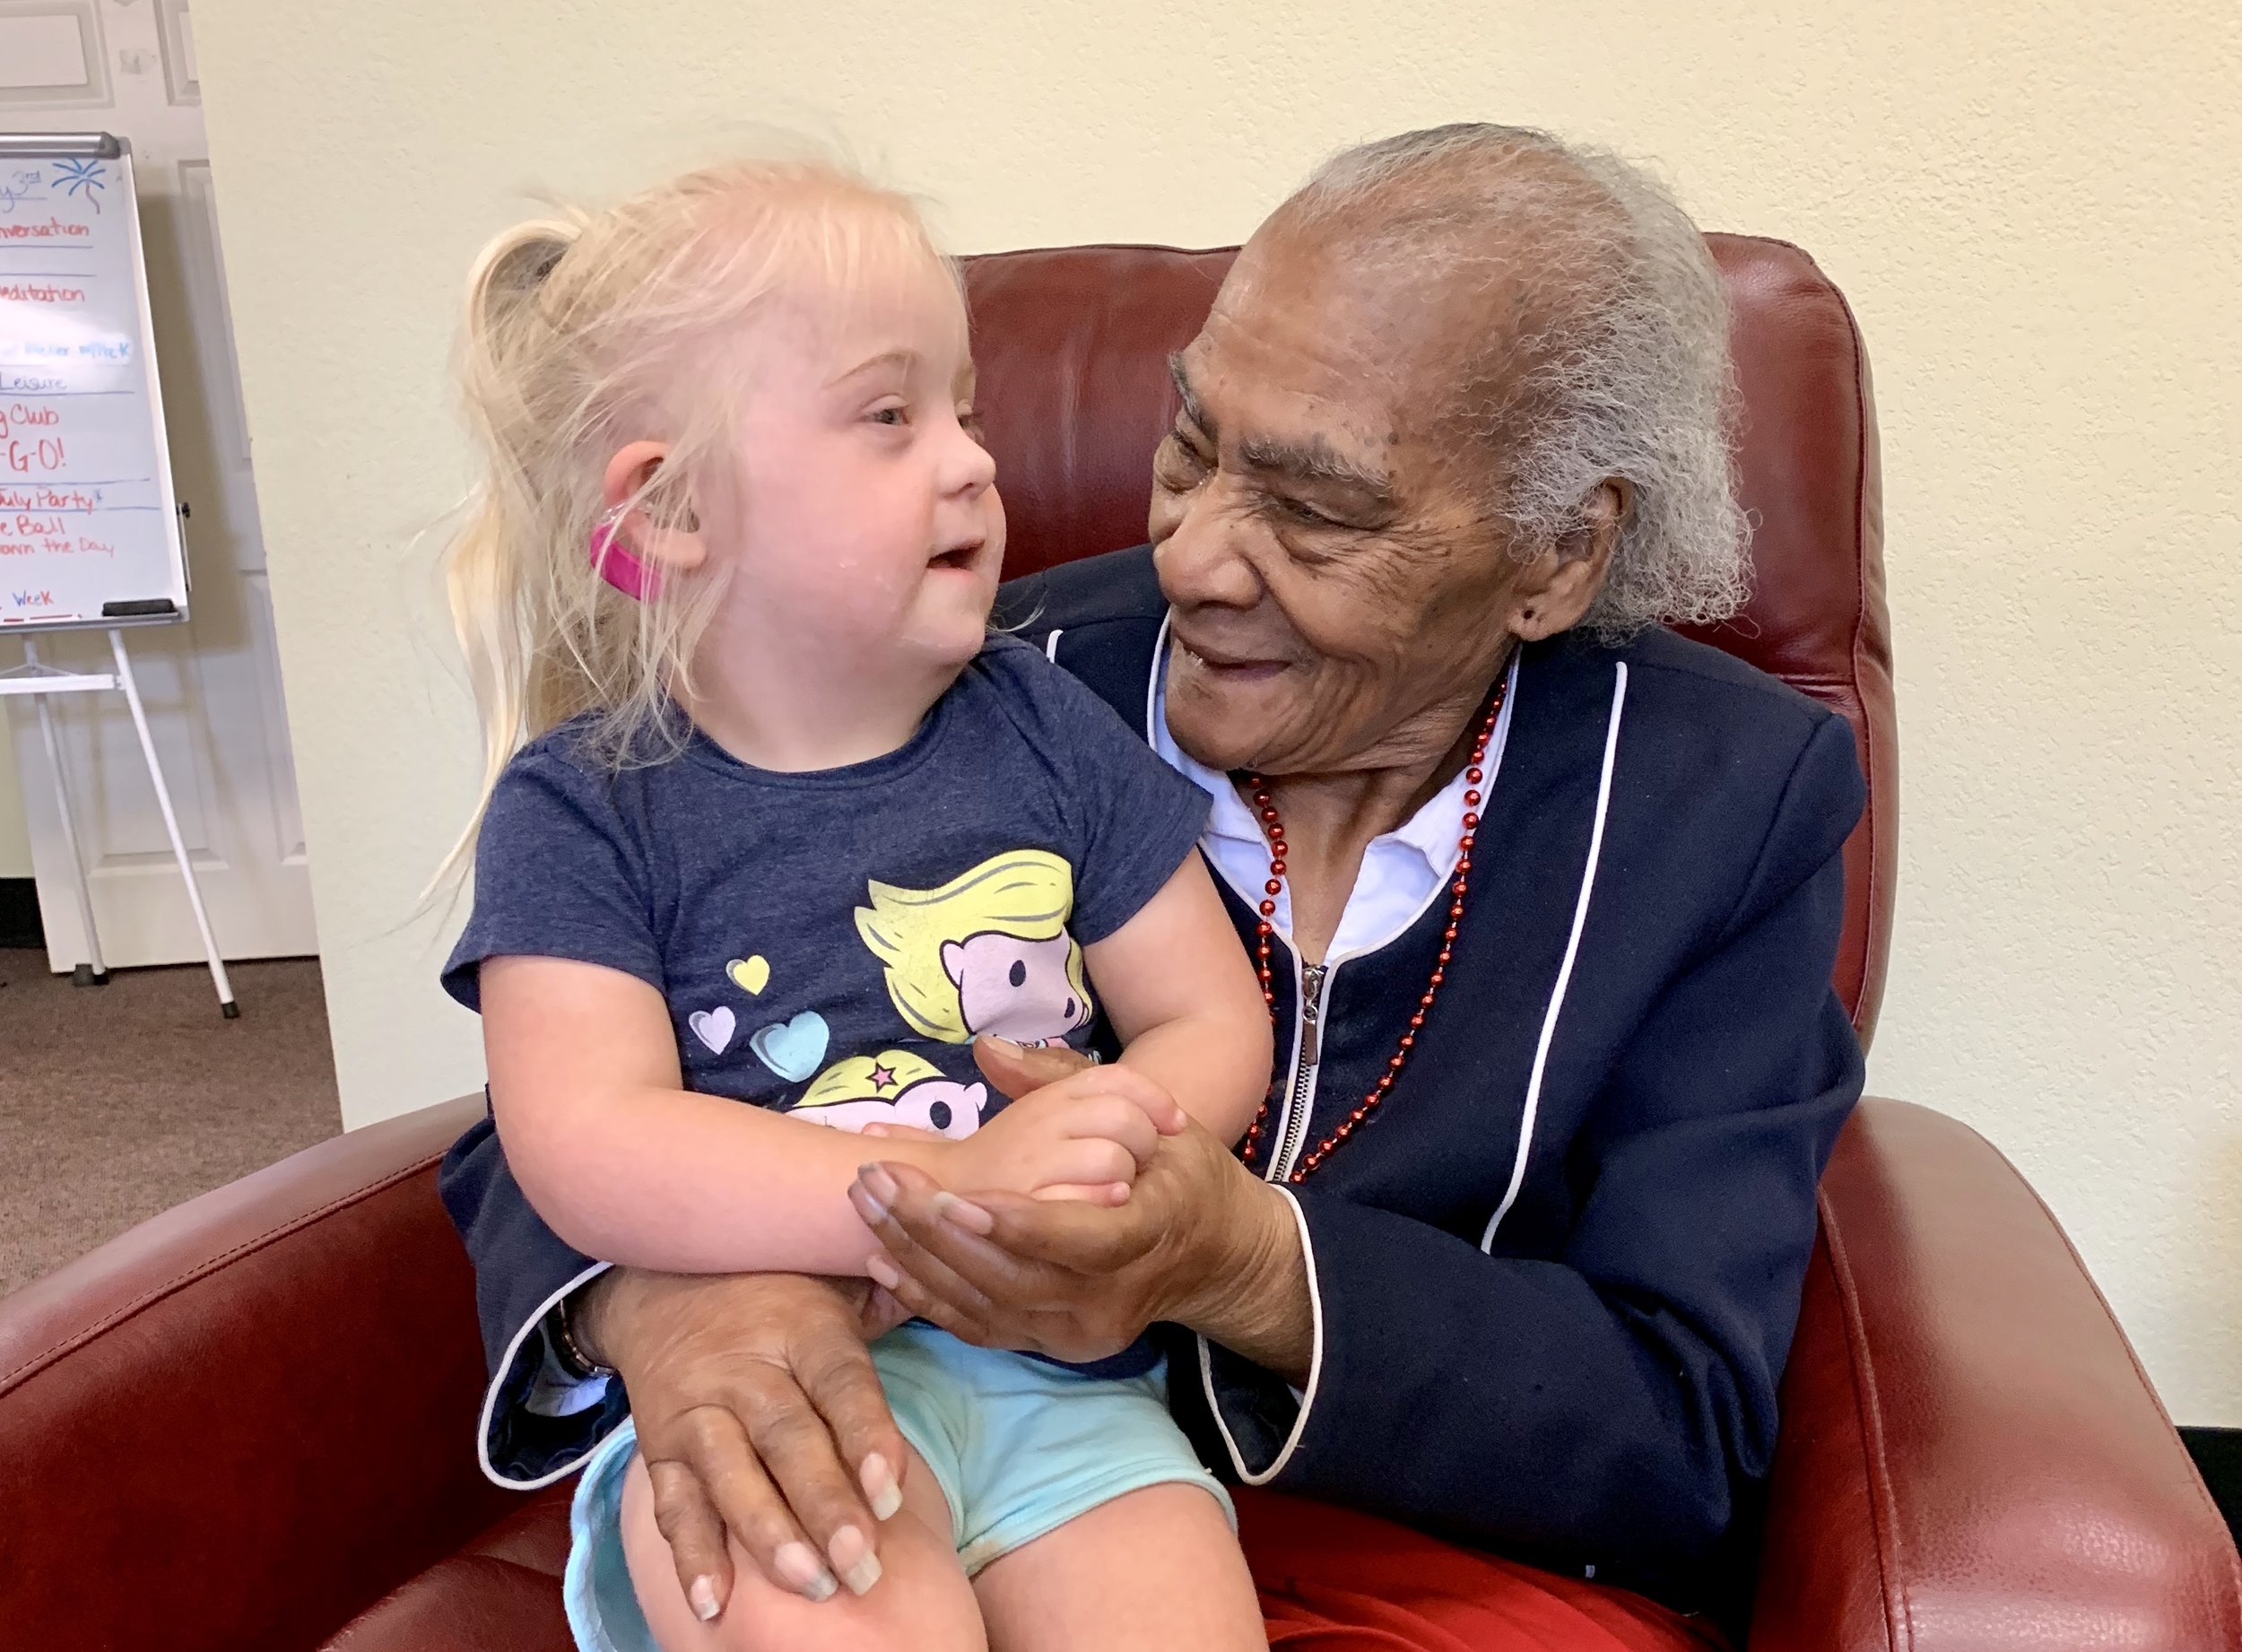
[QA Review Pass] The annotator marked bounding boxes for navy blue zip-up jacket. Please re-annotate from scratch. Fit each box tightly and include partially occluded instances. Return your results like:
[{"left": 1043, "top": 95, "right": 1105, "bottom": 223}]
[{"left": 439, "top": 544, "right": 1866, "bottom": 1614}]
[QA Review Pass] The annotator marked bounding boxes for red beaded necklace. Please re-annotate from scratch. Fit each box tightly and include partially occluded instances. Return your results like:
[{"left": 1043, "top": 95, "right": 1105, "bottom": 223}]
[{"left": 1238, "top": 682, "right": 1506, "bottom": 1182}]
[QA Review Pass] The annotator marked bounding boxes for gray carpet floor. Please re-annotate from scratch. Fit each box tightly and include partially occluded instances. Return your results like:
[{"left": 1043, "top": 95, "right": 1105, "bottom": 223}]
[{"left": 0, "top": 947, "right": 341, "bottom": 1297}]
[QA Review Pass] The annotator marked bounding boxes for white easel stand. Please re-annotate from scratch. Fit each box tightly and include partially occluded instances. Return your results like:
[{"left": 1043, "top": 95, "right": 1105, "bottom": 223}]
[{"left": 0, "top": 631, "right": 238, "bottom": 1018}]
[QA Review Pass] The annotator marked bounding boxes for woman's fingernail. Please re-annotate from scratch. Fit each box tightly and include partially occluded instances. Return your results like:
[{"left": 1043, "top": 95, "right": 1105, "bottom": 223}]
[
  {"left": 772, "top": 1542, "right": 838, "bottom": 1602},
  {"left": 860, "top": 1451, "right": 904, "bottom": 1520},
  {"left": 986, "top": 1033, "right": 1023, "bottom": 1049},
  {"left": 688, "top": 1576, "right": 723, "bottom": 1621},
  {"left": 930, "top": 1191, "right": 995, "bottom": 1234},
  {"left": 856, "top": 1163, "right": 900, "bottom": 1206},
  {"left": 828, "top": 1524, "right": 882, "bottom": 1596},
  {"left": 865, "top": 1252, "right": 902, "bottom": 1291}
]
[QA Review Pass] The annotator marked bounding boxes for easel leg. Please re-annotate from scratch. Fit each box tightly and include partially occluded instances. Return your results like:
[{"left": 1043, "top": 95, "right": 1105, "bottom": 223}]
[
  {"left": 109, "top": 630, "right": 238, "bottom": 1019},
  {"left": 22, "top": 639, "right": 108, "bottom": 985}
]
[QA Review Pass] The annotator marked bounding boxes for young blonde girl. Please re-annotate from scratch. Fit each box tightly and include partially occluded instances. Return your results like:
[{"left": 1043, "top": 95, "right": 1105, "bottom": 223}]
[{"left": 436, "top": 157, "right": 1272, "bottom": 1652}]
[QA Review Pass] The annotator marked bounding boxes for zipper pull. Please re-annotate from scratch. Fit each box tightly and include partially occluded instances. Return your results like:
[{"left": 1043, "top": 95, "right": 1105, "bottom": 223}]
[{"left": 1299, "top": 964, "right": 1325, "bottom": 1067}]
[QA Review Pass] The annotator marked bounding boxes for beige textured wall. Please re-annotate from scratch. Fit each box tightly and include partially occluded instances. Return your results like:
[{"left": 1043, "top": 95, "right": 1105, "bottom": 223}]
[
  {"left": 0, "top": 742, "right": 31, "bottom": 879},
  {"left": 190, "top": 1, "right": 2242, "bottom": 1422}
]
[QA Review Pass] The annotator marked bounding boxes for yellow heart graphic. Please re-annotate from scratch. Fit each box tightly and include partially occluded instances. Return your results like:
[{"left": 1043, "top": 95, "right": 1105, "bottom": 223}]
[{"left": 727, "top": 955, "right": 771, "bottom": 996}]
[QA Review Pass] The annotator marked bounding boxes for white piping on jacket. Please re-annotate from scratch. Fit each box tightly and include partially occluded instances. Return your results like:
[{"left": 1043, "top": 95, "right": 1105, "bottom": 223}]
[
  {"left": 1480, "top": 662, "right": 1629, "bottom": 1252},
  {"left": 1199, "top": 1185, "right": 1324, "bottom": 1483},
  {"left": 477, "top": 1259, "right": 614, "bottom": 1490}
]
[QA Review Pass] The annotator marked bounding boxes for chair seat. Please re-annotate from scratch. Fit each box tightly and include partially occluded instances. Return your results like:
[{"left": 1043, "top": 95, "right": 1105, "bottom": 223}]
[
  {"left": 316, "top": 1482, "right": 1721, "bottom": 1652},
  {"left": 322, "top": 1485, "right": 574, "bottom": 1652}
]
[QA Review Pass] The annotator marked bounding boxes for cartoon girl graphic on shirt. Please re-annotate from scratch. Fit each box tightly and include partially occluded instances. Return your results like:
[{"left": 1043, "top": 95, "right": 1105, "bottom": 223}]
[
  {"left": 854, "top": 848, "right": 1095, "bottom": 1048},
  {"left": 786, "top": 1050, "right": 989, "bottom": 1138}
]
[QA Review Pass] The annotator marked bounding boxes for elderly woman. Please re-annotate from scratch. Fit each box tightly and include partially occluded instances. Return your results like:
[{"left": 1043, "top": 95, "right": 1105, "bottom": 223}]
[{"left": 441, "top": 124, "right": 1864, "bottom": 1651}]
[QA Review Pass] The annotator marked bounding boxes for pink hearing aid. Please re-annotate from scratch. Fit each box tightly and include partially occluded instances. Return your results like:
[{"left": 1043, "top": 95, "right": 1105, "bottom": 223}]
[{"left": 589, "top": 514, "right": 663, "bottom": 603}]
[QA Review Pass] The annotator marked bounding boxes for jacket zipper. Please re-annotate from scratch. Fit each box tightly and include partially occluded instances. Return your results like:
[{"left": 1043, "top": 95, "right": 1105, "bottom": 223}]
[{"left": 1270, "top": 961, "right": 1333, "bottom": 1182}]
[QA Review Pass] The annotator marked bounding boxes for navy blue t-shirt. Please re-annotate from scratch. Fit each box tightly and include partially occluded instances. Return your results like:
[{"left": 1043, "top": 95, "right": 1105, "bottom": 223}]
[{"left": 443, "top": 635, "right": 1209, "bottom": 1157}]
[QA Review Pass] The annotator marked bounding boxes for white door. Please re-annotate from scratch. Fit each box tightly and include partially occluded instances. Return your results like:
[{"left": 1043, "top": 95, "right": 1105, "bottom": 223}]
[{"left": 0, "top": 0, "right": 315, "bottom": 967}]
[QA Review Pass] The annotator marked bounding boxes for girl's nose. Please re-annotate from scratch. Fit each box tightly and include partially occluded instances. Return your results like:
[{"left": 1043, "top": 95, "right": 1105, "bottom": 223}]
[{"left": 952, "top": 427, "right": 996, "bottom": 496}]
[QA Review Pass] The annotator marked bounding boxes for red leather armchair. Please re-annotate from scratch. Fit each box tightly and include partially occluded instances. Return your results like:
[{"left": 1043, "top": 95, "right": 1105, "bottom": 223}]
[{"left": 3, "top": 239, "right": 2236, "bottom": 1652}]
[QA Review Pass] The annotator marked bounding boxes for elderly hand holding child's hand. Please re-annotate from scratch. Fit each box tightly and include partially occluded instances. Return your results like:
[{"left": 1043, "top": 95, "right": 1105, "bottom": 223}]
[
  {"left": 848, "top": 1036, "right": 1305, "bottom": 1371},
  {"left": 586, "top": 1038, "right": 1223, "bottom": 1622}
]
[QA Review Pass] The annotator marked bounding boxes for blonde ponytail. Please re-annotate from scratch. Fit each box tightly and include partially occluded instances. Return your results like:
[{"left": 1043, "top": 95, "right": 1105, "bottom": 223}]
[
  {"left": 431, "top": 218, "right": 584, "bottom": 891},
  {"left": 428, "top": 158, "right": 954, "bottom": 896}
]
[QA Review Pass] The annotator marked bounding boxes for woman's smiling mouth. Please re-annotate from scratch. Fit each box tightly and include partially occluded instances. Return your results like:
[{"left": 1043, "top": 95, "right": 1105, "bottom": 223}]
[{"left": 1174, "top": 635, "right": 1290, "bottom": 682}]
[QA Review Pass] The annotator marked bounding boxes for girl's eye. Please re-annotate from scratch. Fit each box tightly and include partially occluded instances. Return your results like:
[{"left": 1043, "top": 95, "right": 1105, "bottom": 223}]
[
  {"left": 959, "top": 407, "right": 986, "bottom": 441},
  {"left": 868, "top": 404, "right": 908, "bottom": 427}
]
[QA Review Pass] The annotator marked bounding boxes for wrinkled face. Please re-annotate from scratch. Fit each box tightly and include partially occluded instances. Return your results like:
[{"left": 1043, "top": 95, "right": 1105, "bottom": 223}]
[
  {"left": 941, "top": 930, "right": 1090, "bottom": 1046},
  {"left": 1148, "top": 226, "right": 1539, "bottom": 777},
  {"left": 706, "top": 259, "right": 1004, "bottom": 675}
]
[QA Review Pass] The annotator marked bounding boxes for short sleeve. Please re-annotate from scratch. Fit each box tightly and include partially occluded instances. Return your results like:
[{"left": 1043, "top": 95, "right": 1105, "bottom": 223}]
[
  {"left": 440, "top": 742, "right": 663, "bottom": 1011},
  {"left": 996, "top": 642, "right": 1210, "bottom": 943}
]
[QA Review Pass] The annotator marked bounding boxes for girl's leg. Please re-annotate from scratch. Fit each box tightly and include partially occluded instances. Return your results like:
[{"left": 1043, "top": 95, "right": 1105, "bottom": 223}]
[
  {"left": 621, "top": 1445, "right": 986, "bottom": 1652},
  {"left": 969, "top": 1482, "right": 1264, "bottom": 1652}
]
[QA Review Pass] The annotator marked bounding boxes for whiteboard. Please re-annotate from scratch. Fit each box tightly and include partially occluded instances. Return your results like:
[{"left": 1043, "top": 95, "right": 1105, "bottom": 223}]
[{"left": 0, "top": 135, "right": 188, "bottom": 631}]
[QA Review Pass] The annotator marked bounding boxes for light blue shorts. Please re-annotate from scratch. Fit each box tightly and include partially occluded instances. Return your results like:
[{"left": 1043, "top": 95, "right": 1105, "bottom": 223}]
[{"left": 562, "top": 1323, "right": 1233, "bottom": 1652}]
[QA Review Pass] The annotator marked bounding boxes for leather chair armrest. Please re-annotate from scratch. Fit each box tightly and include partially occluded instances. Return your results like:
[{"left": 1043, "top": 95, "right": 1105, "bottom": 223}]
[
  {"left": 0, "top": 1096, "right": 513, "bottom": 1652},
  {"left": 1751, "top": 1098, "right": 2242, "bottom": 1650}
]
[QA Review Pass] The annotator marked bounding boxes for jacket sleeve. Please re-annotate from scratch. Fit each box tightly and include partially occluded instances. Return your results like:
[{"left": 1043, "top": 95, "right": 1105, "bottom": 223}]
[
  {"left": 1192, "top": 712, "right": 1866, "bottom": 1608},
  {"left": 439, "top": 1106, "right": 627, "bottom": 1488}
]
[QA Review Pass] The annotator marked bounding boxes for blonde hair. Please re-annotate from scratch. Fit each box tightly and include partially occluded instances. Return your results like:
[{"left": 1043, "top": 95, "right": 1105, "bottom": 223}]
[
  {"left": 795, "top": 1049, "right": 947, "bottom": 1109},
  {"left": 435, "top": 157, "right": 957, "bottom": 887},
  {"left": 853, "top": 849, "right": 1091, "bottom": 1042}
]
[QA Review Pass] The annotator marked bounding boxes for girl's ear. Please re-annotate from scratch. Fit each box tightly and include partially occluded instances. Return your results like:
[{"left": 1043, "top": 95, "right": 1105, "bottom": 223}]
[{"left": 600, "top": 439, "right": 707, "bottom": 572}]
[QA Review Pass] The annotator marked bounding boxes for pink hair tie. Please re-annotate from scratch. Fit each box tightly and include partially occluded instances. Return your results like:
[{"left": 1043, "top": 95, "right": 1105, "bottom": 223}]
[{"left": 589, "top": 516, "right": 663, "bottom": 603}]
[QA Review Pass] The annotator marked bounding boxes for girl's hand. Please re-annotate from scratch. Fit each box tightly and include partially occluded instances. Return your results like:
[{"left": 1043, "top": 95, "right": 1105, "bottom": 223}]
[
  {"left": 844, "top": 1036, "right": 1308, "bottom": 1371},
  {"left": 943, "top": 1056, "right": 1185, "bottom": 1204},
  {"left": 847, "top": 1116, "right": 1284, "bottom": 1364}
]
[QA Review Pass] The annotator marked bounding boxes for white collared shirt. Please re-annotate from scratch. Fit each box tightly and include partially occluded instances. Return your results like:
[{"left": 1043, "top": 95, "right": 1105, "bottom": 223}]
[{"left": 1144, "top": 618, "right": 1517, "bottom": 963}]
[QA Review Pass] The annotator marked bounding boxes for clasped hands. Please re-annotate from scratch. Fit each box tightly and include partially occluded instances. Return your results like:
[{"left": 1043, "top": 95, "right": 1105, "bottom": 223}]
[
  {"left": 847, "top": 1038, "right": 1187, "bottom": 1356},
  {"left": 579, "top": 1034, "right": 1266, "bottom": 1618}
]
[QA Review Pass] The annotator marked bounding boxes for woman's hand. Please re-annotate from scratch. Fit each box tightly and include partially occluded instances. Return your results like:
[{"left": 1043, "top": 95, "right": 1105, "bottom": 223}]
[
  {"left": 571, "top": 1268, "right": 909, "bottom": 1617},
  {"left": 846, "top": 1038, "right": 1315, "bottom": 1378}
]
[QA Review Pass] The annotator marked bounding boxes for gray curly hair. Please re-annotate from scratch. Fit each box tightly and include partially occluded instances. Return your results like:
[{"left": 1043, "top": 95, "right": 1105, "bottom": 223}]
[{"left": 1279, "top": 125, "right": 1749, "bottom": 637}]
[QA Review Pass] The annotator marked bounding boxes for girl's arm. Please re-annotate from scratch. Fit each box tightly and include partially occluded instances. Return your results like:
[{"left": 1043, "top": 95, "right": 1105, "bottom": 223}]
[
  {"left": 482, "top": 956, "right": 1169, "bottom": 1275},
  {"left": 1083, "top": 854, "right": 1274, "bottom": 1145},
  {"left": 481, "top": 955, "right": 952, "bottom": 1275}
]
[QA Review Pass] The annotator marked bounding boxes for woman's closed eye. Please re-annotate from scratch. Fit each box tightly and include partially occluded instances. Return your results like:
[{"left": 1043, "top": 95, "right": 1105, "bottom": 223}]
[
  {"left": 1275, "top": 493, "right": 1346, "bottom": 529},
  {"left": 1155, "top": 428, "right": 1212, "bottom": 483}
]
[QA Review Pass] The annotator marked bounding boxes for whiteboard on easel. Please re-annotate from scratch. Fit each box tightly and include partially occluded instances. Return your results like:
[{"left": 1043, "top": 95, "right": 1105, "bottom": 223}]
[{"left": 0, "top": 133, "right": 188, "bottom": 632}]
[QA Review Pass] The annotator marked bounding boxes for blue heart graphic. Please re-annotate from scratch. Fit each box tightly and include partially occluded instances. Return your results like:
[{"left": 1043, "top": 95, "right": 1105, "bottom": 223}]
[{"left": 750, "top": 1011, "right": 830, "bottom": 1082}]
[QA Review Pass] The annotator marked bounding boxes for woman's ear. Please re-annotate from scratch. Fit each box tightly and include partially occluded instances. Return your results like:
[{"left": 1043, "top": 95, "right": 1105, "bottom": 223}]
[
  {"left": 600, "top": 439, "right": 707, "bottom": 573},
  {"left": 1503, "top": 478, "right": 1629, "bottom": 641}
]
